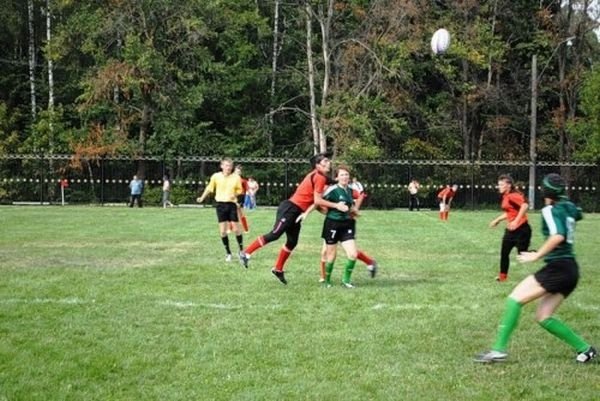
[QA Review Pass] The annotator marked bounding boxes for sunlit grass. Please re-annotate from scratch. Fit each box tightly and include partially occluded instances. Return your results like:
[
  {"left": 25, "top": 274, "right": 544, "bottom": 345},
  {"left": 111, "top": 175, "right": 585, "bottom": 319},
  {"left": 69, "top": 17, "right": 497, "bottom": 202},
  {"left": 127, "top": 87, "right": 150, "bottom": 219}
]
[{"left": 1, "top": 206, "right": 599, "bottom": 400}]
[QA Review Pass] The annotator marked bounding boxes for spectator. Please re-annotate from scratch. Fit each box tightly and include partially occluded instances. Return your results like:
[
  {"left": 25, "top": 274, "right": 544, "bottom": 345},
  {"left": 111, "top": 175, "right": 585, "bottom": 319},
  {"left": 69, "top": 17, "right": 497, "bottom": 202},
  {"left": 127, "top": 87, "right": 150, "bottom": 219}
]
[{"left": 129, "top": 175, "right": 144, "bottom": 207}]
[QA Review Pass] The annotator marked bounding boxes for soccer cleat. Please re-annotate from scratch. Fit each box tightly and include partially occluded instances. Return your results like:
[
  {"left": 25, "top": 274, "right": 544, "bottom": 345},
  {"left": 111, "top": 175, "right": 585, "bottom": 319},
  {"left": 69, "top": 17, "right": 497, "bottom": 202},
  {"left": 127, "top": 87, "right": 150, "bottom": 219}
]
[
  {"left": 367, "top": 260, "right": 378, "bottom": 278},
  {"left": 473, "top": 350, "right": 508, "bottom": 363},
  {"left": 342, "top": 281, "right": 355, "bottom": 289},
  {"left": 238, "top": 251, "right": 249, "bottom": 269},
  {"left": 496, "top": 273, "right": 507, "bottom": 282},
  {"left": 576, "top": 346, "right": 597, "bottom": 363},
  {"left": 271, "top": 268, "right": 287, "bottom": 285},
  {"left": 318, "top": 277, "right": 326, "bottom": 283},
  {"left": 225, "top": 254, "right": 232, "bottom": 262}
]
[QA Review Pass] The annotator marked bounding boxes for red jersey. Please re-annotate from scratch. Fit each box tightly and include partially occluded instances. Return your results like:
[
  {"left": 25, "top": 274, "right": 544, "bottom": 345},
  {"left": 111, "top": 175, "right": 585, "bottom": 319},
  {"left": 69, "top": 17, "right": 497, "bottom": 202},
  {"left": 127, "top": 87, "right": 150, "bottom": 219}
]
[
  {"left": 240, "top": 177, "right": 248, "bottom": 194},
  {"left": 289, "top": 170, "right": 328, "bottom": 212},
  {"left": 437, "top": 187, "right": 456, "bottom": 201},
  {"left": 501, "top": 191, "right": 528, "bottom": 228}
]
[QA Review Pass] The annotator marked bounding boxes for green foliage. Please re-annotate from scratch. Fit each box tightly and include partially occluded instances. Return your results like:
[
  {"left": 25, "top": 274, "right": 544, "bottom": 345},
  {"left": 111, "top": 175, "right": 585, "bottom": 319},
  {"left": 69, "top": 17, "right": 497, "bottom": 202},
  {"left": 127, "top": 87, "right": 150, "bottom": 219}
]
[{"left": 568, "top": 66, "right": 600, "bottom": 161}]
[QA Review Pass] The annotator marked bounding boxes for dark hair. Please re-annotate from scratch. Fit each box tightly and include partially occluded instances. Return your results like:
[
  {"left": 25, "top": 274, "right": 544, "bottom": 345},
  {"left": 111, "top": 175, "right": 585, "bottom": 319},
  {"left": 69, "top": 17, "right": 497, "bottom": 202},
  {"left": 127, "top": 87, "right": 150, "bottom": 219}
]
[
  {"left": 310, "top": 152, "right": 332, "bottom": 168},
  {"left": 498, "top": 174, "right": 518, "bottom": 193},
  {"left": 542, "top": 173, "right": 566, "bottom": 200}
]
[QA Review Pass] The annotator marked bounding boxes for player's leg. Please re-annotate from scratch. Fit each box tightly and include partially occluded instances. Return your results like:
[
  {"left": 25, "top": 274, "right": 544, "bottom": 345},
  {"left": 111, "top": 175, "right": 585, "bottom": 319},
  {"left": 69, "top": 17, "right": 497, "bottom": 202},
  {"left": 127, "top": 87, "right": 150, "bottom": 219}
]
[
  {"left": 241, "top": 201, "right": 290, "bottom": 263},
  {"left": 340, "top": 239, "right": 357, "bottom": 287},
  {"left": 319, "top": 241, "right": 327, "bottom": 282},
  {"left": 324, "top": 243, "right": 337, "bottom": 287},
  {"left": 498, "top": 232, "right": 515, "bottom": 281},
  {"left": 218, "top": 221, "right": 232, "bottom": 261},
  {"left": 238, "top": 207, "right": 249, "bottom": 233},
  {"left": 475, "top": 275, "right": 546, "bottom": 363}
]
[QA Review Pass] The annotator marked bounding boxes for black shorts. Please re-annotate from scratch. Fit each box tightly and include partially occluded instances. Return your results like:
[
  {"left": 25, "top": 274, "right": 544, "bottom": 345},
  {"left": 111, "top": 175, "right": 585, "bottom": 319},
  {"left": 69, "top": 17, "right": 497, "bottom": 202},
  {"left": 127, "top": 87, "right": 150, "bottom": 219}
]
[
  {"left": 502, "top": 222, "right": 532, "bottom": 251},
  {"left": 216, "top": 202, "right": 238, "bottom": 223},
  {"left": 321, "top": 218, "right": 356, "bottom": 245},
  {"left": 237, "top": 194, "right": 245, "bottom": 206},
  {"left": 534, "top": 258, "right": 579, "bottom": 298}
]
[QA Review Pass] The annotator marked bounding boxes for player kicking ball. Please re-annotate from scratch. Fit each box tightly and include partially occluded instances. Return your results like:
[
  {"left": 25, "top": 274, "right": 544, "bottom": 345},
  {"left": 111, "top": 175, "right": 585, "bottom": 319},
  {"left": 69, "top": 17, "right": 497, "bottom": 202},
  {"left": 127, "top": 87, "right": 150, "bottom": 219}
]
[{"left": 474, "top": 173, "right": 596, "bottom": 364}]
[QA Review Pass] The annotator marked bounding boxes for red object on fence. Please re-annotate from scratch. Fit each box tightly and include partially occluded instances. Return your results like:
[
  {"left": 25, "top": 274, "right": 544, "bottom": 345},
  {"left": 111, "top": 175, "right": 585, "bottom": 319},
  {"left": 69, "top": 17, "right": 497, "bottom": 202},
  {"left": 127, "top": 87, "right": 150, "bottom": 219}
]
[{"left": 60, "top": 179, "right": 69, "bottom": 188}]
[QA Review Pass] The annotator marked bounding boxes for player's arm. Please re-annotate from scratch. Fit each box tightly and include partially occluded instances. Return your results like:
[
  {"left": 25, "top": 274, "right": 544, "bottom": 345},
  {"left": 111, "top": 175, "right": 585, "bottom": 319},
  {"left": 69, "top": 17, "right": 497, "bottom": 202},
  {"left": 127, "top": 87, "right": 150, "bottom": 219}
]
[
  {"left": 489, "top": 212, "right": 507, "bottom": 228},
  {"left": 507, "top": 202, "right": 529, "bottom": 231},
  {"left": 296, "top": 204, "right": 317, "bottom": 223},
  {"left": 517, "top": 234, "right": 564, "bottom": 263},
  {"left": 197, "top": 175, "right": 216, "bottom": 203},
  {"left": 314, "top": 191, "right": 348, "bottom": 212}
]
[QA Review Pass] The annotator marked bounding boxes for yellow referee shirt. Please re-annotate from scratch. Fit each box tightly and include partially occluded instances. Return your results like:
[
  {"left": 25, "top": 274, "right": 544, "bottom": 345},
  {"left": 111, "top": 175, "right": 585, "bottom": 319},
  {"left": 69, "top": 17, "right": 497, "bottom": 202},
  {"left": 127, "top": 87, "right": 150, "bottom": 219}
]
[{"left": 203, "top": 172, "right": 242, "bottom": 203}]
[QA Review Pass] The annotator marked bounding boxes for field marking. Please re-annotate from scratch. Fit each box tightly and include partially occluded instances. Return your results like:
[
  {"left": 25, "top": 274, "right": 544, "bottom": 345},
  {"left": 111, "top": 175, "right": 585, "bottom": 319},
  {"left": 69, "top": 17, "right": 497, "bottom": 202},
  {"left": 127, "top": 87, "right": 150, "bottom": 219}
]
[
  {"left": 0, "top": 297, "right": 89, "bottom": 305},
  {"left": 2, "top": 298, "right": 598, "bottom": 314}
]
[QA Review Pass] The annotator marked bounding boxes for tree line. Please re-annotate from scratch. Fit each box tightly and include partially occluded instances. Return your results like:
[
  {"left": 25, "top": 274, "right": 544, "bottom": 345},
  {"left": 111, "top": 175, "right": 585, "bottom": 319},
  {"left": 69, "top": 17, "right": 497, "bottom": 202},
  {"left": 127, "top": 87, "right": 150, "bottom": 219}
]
[{"left": 1, "top": 0, "right": 600, "bottom": 178}]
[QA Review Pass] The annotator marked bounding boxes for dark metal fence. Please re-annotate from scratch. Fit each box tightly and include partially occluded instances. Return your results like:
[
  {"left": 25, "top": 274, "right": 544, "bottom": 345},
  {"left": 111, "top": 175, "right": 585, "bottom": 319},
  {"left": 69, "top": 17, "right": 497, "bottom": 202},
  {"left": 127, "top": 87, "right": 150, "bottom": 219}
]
[{"left": 0, "top": 154, "right": 598, "bottom": 212}]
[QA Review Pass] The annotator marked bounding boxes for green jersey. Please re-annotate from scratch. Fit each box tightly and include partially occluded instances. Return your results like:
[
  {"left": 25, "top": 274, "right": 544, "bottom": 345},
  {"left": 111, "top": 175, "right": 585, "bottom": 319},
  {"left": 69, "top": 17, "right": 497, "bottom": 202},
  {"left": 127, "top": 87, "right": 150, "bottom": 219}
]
[
  {"left": 323, "top": 184, "right": 353, "bottom": 221},
  {"left": 540, "top": 199, "right": 583, "bottom": 262}
]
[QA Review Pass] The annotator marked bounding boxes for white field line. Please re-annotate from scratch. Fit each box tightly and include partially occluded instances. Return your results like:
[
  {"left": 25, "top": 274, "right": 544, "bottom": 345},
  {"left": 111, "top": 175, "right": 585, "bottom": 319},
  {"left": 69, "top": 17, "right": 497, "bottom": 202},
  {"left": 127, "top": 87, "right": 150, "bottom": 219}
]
[{"left": 2, "top": 298, "right": 599, "bottom": 314}]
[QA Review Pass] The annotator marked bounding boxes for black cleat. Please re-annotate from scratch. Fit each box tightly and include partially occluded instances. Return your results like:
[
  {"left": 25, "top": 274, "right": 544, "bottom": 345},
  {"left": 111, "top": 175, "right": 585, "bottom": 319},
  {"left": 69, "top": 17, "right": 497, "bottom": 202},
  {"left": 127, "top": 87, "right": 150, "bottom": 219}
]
[
  {"left": 271, "top": 268, "right": 287, "bottom": 285},
  {"left": 576, "top": 346, "right": 597, "bottom": 363},
  {"left": 367, "top": 260, "right": 378, "bottom": 278}
]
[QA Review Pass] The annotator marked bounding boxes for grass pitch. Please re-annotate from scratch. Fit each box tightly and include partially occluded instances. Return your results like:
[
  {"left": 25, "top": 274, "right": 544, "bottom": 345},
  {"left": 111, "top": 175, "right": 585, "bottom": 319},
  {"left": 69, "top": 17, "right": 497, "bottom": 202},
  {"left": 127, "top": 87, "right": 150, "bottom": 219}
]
[{"left": 1, "top": 206, "right": 599, "bottom": 400}]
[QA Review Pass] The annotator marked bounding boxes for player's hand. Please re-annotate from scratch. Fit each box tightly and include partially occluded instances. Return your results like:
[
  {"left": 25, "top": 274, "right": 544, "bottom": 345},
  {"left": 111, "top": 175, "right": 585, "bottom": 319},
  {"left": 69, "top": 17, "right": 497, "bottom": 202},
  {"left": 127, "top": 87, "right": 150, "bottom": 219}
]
[
  {"left": 196, "top": 197, "right": 203, "bottom": 203},
  {"left": 507, "top": 221, "right": 518, "bottom": 231},
  {"left": 489, "top": 220, "right": 498, "bottom": 228},
  {"left": 517, "top": 251, "right": 538, "bottom": 263},
  {"left": 335, "top": 202, "right": 349, "bottom": 212},
  {"left": 295, "top": 213, "right": 307, "bottom": 223}
]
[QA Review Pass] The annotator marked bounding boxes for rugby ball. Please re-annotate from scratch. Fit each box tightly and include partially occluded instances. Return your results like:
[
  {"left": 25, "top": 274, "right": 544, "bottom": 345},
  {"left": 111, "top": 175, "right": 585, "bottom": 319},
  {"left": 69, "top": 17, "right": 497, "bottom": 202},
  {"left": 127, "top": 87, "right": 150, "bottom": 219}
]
[{"left": 431, "top": 28, "right": 451, "bottom": 55}]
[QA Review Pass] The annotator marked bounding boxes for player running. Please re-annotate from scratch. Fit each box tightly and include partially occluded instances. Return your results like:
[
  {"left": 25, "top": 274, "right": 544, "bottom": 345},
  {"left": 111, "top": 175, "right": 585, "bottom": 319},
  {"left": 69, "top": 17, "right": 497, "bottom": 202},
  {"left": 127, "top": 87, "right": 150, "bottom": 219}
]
[
  {"left": 489, "top": 174, "right": 532, "bottom": 282},
  {"left": 238, "top": 152, "right": 348, "bottom": 284},
  {"left": 474, "top": 173, "right": 597, "bottom": 364}
]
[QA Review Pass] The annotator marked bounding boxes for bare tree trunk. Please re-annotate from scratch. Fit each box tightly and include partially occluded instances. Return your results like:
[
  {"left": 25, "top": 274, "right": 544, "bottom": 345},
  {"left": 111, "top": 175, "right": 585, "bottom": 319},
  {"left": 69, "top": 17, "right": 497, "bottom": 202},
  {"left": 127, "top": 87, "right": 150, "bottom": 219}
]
[
  {"left": 28, "top": 0, "right": 37, "bottom": 122},
  {"left": 486, "top": 0, "right": 498, "bottom": 89},
  {"left": 305, "top": 2, "right": 320, "bottom": 155},
  {"left": 316, "top": 0, "right": 333, "bottom": 153},
  {"left": 462, "top": 60, "right": 470, "bottom": 160},
  {"left": 46, "top": 0, "right": 54, "bottom": 145},
  {"left": 267, "top": 0, "right": 280, "bottom": 157}
]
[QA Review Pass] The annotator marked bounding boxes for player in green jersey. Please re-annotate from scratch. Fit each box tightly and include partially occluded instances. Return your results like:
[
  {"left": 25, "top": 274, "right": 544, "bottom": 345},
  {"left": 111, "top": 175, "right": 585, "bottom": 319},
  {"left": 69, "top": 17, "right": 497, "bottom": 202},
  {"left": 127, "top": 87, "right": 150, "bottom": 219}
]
[
  {"left": 475, "top": 173, "right": 596, "bottom": 364},
  {"left": 320, "top": 165, "right": 359, "bottom": 288}
]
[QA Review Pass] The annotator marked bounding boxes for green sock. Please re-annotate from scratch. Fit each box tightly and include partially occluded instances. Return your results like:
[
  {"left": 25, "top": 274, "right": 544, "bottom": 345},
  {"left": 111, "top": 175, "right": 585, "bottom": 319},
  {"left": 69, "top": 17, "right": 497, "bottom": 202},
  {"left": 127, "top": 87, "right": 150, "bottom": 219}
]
[
  {"left": 325, "top": 262, "right": 334, "bottom": 284},
  {"left": 539, "top": 317, "right": 590, "bottom": 353},
  {"left": 492, "top": 297, "right": 522, "bottom": 352},
  {"left": 343, "top": 259, "right": 356, "bottom": 284}
]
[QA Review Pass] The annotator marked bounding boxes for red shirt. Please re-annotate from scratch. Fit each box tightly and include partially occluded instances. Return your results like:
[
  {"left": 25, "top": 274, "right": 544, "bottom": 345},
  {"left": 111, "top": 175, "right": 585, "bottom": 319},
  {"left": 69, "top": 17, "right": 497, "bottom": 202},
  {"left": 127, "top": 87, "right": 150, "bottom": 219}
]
[
  {"left": 289, "top": 170, "right": 328, "bottom": 212},
  {"left": 240, "top": 177, "right": 248, "bottom": 194},
  {"left": 501, "top": 191, "right": 528, "bottom": 227},
  {"left": 437, "top": 187, "right": 456, "bottom": 201}
]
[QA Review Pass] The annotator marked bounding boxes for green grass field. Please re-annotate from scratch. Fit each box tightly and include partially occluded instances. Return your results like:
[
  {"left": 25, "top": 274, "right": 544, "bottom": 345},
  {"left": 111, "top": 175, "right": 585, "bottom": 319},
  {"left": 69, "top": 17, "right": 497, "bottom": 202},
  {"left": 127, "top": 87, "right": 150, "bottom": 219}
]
[{"left": 1, "top": 206, "right": 599, "bottom": 400}]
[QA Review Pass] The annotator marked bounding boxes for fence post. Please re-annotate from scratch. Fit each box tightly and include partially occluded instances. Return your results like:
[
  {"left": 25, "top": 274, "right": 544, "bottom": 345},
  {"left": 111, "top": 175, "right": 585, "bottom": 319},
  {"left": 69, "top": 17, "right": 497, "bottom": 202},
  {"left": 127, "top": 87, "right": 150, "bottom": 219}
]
[
  {"left": 284, "top": 151, "right": 289, "bottom": 199},
  {"left": 470, "top": 158, "right": 475, "bottom": 210},
  {"left": 100, "top": 156, "right": 105, "bottom": 205}
]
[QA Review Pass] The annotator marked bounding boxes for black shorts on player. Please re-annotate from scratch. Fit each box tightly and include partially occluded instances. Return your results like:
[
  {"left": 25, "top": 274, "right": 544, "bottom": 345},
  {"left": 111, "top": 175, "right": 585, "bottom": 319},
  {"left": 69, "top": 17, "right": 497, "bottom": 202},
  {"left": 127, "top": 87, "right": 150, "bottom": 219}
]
[
  {"left": 216, "top": 202, "right": 238, "bottom": 223},
  {"left": 321, "top": 218, "right": 356, "bottom": 245},
  {"left": 534, "top": 258, "right": 579, "bottom": 298}
]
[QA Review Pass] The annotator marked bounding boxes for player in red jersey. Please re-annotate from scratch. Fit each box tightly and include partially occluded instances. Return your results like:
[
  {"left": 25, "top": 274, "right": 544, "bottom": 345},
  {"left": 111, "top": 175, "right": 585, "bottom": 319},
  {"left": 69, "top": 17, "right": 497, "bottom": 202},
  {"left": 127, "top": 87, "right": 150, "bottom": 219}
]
[
  {"left": 232, "top": 165, "right": 250, "bottom": 233},
  {"left": 489, "top": 174, "right": 532, "bottom": 282},
  {"left": 238, "top": 153, "right": 349, "bottom": 284},
  {"left": 437, "top": 184, "right": 458, "bottom": 221}
]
